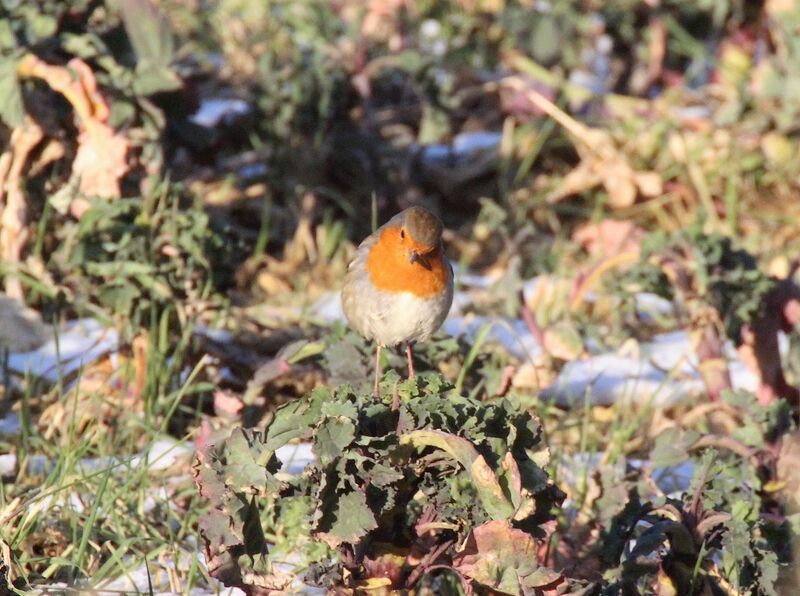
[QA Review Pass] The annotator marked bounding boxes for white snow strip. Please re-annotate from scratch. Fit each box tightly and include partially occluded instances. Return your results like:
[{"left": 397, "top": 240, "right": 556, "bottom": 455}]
[
  {"left": 541, "top": 352, "right": 704, "bottom": 408},
  {"left": 308, "top": 274, "right": 760, "bottom": 408},
  {"left": 452, "top": 130, "right": 503, "bottom": 154},
  {"left": 443, "top": 315, "right": 544, "bottom": 361},
  {"left": 7, "top": 318, "right": 118, "bottom": 383},
  {"left": 276, "top": 442, "right": 315, "bottom": 475},
  {"left": 0, "top": 412, "right": 20, "bottom": 435},
  {"left": 559, "top": 451, "right": 696, "bottom": 497},
  {"left": 0, "top": 438, "right": 193, "bottom": 477},
  {"left": 190, "top": 98, "right": 250, "bottom": 128}
]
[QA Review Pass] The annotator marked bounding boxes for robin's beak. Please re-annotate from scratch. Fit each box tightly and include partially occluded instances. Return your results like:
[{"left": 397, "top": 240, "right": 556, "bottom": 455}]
[{"left": 409, "top": 250, "right": 432, "bottom": 270}]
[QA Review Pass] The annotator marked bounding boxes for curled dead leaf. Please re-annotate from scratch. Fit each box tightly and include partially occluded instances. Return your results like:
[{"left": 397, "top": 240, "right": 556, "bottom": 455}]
[
  {"left": 73, "top": 120, "right": 130, "bottom": 198},
  {"left": 572, "top": 219, "right": 644, "bottom": 259},
  {"left": 453, "top": 520, "right": 562, "bottom": 594},
  {"left": 501, "top": 77, "right": 662, "bottom": 208},
  {"left": 542, "top": 321, "right": 584, "bottom": 361},
  {"left": 603, "top": 160, "right": 638, "bottom": 208},
  {"left": 17, "top": 54, "right": 130, "bottom": 202},
  {"left": 0, "top": 117, "right": 43, "bottom": 299},
  {"left": 634, "top": 170, "right": 664, "bottom": 197}
]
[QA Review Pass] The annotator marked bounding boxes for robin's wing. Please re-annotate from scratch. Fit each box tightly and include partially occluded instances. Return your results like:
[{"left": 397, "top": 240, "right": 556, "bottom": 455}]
[
  {"left": 341, "top": 229, "right": 382, "bottom": 339},
  {"left": 345, "top": 230, "right": 379, "bottom": 273}
]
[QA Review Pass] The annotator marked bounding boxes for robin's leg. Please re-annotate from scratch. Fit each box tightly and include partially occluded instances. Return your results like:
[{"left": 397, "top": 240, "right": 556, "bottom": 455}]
[
  {"left": 406, "top": 342, "right": 416, "bottom": 379},
  {"left": 373, "top": 344, "right": 383, "bottom": 397}
]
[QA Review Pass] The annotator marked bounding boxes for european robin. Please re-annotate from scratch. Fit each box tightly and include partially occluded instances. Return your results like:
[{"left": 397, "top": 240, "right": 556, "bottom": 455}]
[{"left": 342, "top": 206, "right": 454, "bottom": 396}]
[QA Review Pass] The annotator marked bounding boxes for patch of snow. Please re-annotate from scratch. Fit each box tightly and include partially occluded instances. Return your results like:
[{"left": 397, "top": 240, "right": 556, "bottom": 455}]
[
  {"left": 0, "top": 453, "right": 18, "bottom": 476},
  {"left": 541, "top": 352, "right": 704, "bottom": 408},
  {"left": 276, "top": 442, "right": 315, "bottom": 475},
  {"left": 633, "top": 292, "right": 674, "bottom": 320},
  {"left": 190, "top": 98, "right": 250, "bottom": 128},
  {"left": 238, "top": 162, "right": 269, "bottom": 179},
  {"left": 0, "top": 438, "right": 192, "bottom": 477},
  {"left": 129, "top": 438, "right": 194, "bottom": 472},
  {"left": 193, "top": 324, "right": 234, "bottom": 343},
  {"left": 311, "top": 290, "right": 345, "bottom": 323},
  {"left": 455, "top": 268, "right": 498, "bottom": 289},
  {"left": 417, "top": 131, "right": 501, "bottom": 167},
  {"left": 0, "top": 412, "right": 20, "bottom": 436},
  {"left": 452, "top": 130, "right": 502, "bottom": 154},
  {"left": 541, "top": 329, "right": 759, "bottom": 407},
  {"left": 560, "top": 452, "right": 695, "bottom": 498},
  {"left": 7, "top": 318, "right": 118, "bottom": 383},
  {"left": 444, "top": 315, "right": 544, "bottom": 361}
]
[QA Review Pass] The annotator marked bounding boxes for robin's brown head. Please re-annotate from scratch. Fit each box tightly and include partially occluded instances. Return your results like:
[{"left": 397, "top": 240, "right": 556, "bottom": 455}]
[
  {"left": 395, "top": 206, "right": 443, "bottom": 270},
  {"left": 364, "top": 205, "right": 449, "bottom": 293},
  {"left": 400, "top": 206, "right": 443, "bottom": 250}
]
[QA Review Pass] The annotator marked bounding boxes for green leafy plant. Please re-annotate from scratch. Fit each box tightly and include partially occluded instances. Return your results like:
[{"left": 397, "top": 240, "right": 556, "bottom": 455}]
[
  {"left": 547, "top": 388, "right": 795, "bottom": 595},
  {"left": 194, "top": 374, "right": 564, "bottom": 593},
  {"left": 207, "top": 0, "right": 352, "bottom": 143},
  {"left": 599, "top": 450, "right": 785, "bottom": 594},
  {"left": 609, "top": 228, "right": 786, "bottom": 402},
  {"left": 49, "top": 189, "right": 228, "bottom": 329},
  {"left": 612, "top": 229, "right": 775, "bottom": 341}
]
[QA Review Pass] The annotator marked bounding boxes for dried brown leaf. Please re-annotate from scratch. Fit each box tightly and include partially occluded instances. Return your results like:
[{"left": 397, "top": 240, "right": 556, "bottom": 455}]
[
  {"left": 502, "top": 77, "right": 661, "bottom": 208},
  {"left": 17, "top": 55, "right": 130, "bottom": 201},
  {"left": 603, "top": 161, "right": 638, "bottom": 208},
  {"left": 0, "top": 117, "right": 44, "bottom": 299},
  {"left": 572, "top": 219, "right": 644, "bottom": 259},
  {"left": 453, "top": 520, "right": 562, "bottom": 594}
]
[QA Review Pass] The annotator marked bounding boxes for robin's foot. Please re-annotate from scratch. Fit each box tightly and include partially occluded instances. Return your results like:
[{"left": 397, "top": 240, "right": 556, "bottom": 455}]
[
  {"left": 406, "top": 342, "right": 416, "bottom": 379},
  {"left": 373, "top": 344, "right": 383, "bottom": 397}
]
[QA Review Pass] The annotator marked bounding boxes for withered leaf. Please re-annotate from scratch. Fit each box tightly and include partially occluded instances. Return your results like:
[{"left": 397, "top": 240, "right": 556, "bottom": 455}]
[{"left": 453, "top": 520, "right": 562, "bottom": 594}]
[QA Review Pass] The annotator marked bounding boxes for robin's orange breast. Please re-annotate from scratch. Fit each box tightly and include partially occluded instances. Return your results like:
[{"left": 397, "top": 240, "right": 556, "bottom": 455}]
[{"left": 365, "top": 227, "right": 449, "bottom": 298}]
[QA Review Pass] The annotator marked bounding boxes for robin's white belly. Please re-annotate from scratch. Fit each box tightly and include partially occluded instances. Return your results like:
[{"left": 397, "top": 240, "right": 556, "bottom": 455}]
[
  {"left": 342, "top": 279, "right": 453, "bottom": 347},
  {"left": 375, "top": 291, "right": 448, "bottom": 346}
]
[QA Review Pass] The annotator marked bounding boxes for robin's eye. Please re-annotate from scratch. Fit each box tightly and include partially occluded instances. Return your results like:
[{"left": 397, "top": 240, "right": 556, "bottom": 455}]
[{"left": 400, "top": 229, "right": 405, "bottom": 239}]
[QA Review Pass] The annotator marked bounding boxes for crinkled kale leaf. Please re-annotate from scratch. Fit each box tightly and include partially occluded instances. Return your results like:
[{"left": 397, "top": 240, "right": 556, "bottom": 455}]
[{"left": 194, "top": 373, "right": 563, "bottom": 594}]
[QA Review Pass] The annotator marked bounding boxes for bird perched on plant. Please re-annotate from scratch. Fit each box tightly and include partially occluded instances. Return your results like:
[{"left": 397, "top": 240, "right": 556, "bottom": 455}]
[{"left": 342, "top": 206, "right": 454, "bottom": 396}]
